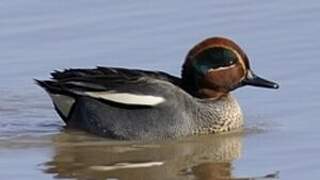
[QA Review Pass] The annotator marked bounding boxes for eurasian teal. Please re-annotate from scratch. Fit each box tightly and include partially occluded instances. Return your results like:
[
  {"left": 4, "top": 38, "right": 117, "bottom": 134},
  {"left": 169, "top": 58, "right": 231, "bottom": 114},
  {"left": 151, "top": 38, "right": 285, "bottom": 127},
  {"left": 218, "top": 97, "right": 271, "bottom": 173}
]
[{"left": 36, "top": 37, "right": 279, "bottom": 140}]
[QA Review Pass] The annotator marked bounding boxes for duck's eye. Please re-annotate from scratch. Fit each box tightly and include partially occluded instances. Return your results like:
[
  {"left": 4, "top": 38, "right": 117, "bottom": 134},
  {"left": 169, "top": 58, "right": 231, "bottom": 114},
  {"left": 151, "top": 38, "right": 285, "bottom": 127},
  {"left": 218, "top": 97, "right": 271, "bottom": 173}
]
[
  {"left": 193, "top": 47, "right": 237, "bottom": 74},
  {"left": 227, "top": 60, "right": 234, "bottom": 65}
]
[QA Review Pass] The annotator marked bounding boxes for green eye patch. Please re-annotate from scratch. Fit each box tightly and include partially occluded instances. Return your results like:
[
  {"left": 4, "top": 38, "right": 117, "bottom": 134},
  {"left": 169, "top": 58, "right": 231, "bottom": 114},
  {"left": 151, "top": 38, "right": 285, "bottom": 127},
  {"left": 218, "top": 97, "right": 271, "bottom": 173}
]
[{"left": 192, "top": 47, "right": 237, "bottom": 75}]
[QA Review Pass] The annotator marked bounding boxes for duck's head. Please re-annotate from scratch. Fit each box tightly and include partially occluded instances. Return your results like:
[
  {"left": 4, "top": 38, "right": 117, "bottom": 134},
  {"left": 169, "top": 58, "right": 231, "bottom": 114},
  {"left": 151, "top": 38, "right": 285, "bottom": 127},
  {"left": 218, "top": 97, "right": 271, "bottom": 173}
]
[{"left": 182, "top": 37, "right": 279, "bottom": 99}]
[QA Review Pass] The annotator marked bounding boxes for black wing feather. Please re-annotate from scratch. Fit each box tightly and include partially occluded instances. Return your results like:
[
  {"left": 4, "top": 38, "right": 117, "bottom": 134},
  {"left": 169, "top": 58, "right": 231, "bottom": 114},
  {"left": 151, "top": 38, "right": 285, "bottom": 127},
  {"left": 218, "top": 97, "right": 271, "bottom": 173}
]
[
  {"left": 51, "top": 67, "right": 181, "bottom": 85},
  {"left": 37, "top": 67, "right": 184, "bottom": 99}
]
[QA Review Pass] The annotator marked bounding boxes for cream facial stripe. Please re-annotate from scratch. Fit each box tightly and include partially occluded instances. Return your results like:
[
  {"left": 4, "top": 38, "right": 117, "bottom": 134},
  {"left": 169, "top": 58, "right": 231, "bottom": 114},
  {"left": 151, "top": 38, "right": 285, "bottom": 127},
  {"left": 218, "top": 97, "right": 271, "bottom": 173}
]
[
  {"left": 85, "top": 92, "right": 165, "bottom": 106},
  {"left": 208, "top": 64, "right": 237, "bottom": 72}
]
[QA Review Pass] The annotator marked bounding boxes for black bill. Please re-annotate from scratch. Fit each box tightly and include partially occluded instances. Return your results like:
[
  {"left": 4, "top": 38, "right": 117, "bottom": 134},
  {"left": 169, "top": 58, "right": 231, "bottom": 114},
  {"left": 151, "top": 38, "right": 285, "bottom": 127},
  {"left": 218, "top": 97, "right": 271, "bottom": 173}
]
[{"left": 242, "top": 70, "right": 279, "bottom": 89}]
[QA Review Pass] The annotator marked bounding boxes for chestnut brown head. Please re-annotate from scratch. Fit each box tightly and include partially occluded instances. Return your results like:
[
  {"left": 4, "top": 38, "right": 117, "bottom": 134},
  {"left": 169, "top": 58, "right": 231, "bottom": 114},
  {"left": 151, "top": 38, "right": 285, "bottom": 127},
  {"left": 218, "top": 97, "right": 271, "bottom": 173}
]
[{"left": 181, "top": 37, "right": 279, "bottom": 99}]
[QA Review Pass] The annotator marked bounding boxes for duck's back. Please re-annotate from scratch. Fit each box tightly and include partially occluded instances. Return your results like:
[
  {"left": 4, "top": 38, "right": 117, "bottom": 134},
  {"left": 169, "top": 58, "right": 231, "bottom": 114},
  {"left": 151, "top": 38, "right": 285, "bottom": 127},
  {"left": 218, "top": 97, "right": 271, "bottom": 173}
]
[{"left": 36, "top": 67, "right": 197, "bottom": 140}]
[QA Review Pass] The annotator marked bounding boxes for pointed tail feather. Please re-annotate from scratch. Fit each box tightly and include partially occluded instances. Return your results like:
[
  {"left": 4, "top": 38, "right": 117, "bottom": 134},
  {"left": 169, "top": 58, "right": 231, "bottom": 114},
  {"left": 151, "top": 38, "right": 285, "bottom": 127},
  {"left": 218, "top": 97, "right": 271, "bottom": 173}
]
[
  {"left": 34, "top": 79, "right": 64, "bottom": 94},
  {"left": 35, "top": 79, "right": 76, "bottom": 123}
]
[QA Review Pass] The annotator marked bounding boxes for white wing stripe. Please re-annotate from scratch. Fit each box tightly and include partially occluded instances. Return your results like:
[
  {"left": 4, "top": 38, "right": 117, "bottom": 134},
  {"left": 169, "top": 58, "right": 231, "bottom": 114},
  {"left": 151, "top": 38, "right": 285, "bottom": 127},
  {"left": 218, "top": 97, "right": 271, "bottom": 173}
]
[{"left": 85, "top": 92, "right": 165, "bottom": 106}]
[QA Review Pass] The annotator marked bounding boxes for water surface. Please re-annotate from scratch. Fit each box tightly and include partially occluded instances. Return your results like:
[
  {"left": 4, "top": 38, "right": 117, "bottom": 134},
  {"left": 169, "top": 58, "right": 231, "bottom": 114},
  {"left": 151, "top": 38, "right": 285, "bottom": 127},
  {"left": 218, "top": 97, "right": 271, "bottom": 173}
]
[{"left": 1, "top": 0, "right": 320, "bottom": 179}]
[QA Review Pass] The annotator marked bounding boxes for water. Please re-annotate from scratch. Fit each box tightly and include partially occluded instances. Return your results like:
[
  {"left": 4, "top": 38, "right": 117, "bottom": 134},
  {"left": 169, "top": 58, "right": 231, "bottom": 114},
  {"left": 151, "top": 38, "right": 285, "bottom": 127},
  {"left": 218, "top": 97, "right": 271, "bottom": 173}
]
[{"left": 1, "top": 0, "right": 320, "bottom": 179}]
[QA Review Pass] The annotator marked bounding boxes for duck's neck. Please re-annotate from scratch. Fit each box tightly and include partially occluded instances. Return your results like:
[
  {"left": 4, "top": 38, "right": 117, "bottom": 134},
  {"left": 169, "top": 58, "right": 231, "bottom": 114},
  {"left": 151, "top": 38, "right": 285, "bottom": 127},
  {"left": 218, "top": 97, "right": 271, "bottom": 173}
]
[
  {"left": 181, "top": 70, "right": 228, "bottom": 100},
  {"left": 181, "top": 81, "right": 226, "bottom": 100},
  {"left": 191, "top": 94, "right": 244, "bottom": 135},
  {"left": 197, "top": 88, "right": 228, "bottom": 100}
]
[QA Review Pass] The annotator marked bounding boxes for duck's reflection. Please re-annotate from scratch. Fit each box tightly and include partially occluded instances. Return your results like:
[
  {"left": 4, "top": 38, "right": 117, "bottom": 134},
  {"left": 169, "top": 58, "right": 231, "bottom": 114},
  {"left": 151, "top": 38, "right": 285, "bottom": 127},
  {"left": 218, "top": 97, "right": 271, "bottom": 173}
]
[{"left": 43, "top": 130, "right": 243, "bottom": 180}]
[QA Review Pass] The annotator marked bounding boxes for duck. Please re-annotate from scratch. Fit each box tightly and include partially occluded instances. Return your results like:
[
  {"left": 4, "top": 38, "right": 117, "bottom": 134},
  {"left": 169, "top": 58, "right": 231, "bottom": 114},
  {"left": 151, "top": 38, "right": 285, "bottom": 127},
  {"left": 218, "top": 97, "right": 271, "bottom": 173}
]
[{"left": 36, "top": 37, "right": 279, "bottom": 140}]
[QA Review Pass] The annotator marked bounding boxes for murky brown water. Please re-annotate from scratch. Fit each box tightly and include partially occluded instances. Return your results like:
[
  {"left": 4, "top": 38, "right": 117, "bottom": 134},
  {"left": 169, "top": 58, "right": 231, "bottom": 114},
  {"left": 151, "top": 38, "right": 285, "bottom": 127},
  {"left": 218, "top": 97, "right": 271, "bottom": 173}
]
[{"left": 1, "top": 0, "right": 320, "bottom": 179}]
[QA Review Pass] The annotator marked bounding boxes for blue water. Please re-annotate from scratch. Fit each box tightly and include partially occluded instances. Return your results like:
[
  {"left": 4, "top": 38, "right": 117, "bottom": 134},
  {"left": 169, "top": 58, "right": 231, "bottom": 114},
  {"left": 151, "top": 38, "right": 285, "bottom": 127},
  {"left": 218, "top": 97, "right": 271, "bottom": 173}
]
[{"left": 1, "top": 0, "right": 320, "bottom": 179}]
